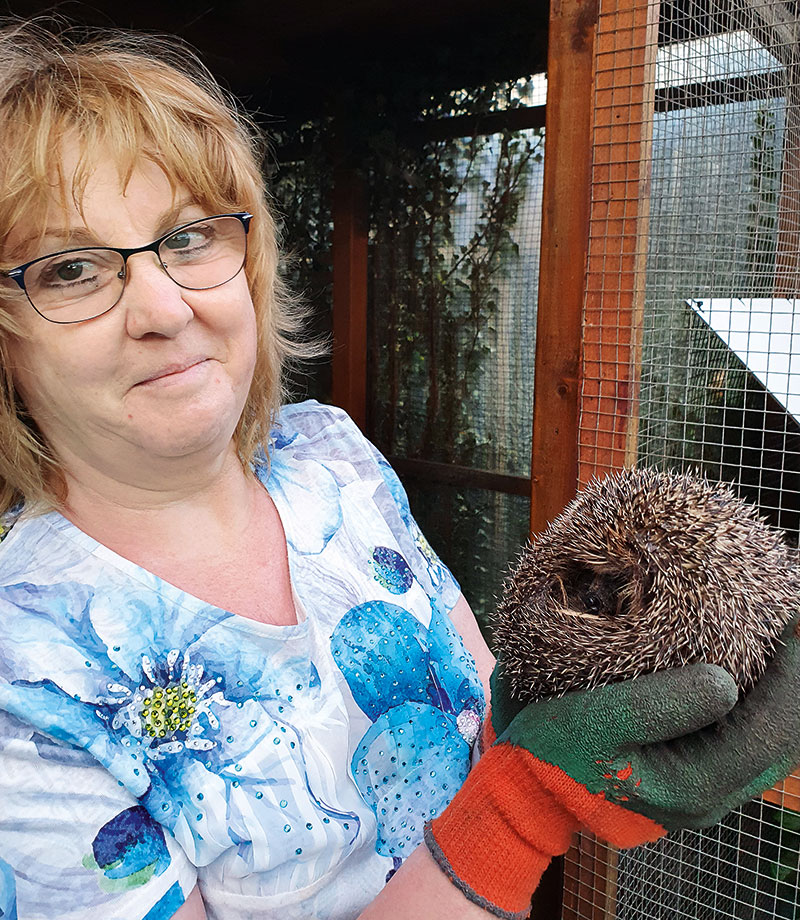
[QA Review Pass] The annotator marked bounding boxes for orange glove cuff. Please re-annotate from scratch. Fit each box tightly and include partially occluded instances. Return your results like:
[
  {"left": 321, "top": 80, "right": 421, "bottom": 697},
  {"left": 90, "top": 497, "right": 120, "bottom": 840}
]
[
  {"left": 480, "top": 705, "right": 498, "bottom": 750},
  {"left": 425, "top": 742, "right": 667, "bottom": 918},
  {"left": 425, "top": 743, "right": 578, "bottom": 918}
]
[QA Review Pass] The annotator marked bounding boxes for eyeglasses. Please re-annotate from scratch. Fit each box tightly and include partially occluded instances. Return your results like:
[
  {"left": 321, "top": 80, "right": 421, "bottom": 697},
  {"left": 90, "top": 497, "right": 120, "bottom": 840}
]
[{"left": 1, "top": 212, "right": 253, "bottom": 324}]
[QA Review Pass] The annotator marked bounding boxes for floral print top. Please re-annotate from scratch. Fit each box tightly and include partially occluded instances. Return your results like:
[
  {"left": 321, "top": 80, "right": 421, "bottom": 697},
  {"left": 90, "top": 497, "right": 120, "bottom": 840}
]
[{"left": 0, "top": 401, "right": 485, "bottom": 920}]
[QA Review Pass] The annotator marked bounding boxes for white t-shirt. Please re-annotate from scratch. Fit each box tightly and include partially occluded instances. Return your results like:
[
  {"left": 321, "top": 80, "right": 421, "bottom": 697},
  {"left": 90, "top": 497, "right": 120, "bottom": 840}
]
[{"left": 0, "top": 401, "right": 485, "bottom": 920}]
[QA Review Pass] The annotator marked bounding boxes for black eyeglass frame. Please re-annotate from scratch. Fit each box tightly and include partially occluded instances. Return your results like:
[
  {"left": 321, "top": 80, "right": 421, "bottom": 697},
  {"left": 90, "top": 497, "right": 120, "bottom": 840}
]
[{"left": 2, "top": 211, "right": 253, "bottom": 325}]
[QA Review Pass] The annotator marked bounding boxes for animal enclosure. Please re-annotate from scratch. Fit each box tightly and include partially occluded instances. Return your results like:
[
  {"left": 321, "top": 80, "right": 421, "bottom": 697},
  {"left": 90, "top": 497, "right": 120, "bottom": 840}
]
[{"left": 271, "top": 0, "right": 800, "bottom": 915}]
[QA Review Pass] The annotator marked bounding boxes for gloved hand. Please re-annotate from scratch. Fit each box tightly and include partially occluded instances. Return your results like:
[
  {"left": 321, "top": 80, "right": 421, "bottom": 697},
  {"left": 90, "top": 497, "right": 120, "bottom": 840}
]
[
  {"left": 604, "top": 616, "right": 800, "bottom": 829},
  {"left": 425, "top": 646, "right": 789, "bottom": 920}
]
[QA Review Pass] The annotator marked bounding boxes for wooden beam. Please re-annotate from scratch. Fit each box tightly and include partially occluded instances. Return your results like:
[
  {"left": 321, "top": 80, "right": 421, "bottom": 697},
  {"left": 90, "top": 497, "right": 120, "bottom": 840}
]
[
  {"left": 331, "top": 164, "right": 369, "bottom": 430},
  {"left": 277, "top": 106, "right": 548, "bottom": 164},
  {"left": 655, "top": 71, "right": 785, "bottom": 111},
  {"left": 763, "top": 769, "right": 800, "bottom": 813},
  {"left": 561, "top": 836, "right": 618, "bottom": 920},
  {"left": 404, "top": 105, "right": 547, "bottom": 144},
  {"left": 388, "top": 456, "right": 531, "bottom": 497},
  {"left": 578, "top": 0, "right": 659, "bottom": 485},
  {"left": 529, "top": 0, "right": 599, "bottom": 536}
]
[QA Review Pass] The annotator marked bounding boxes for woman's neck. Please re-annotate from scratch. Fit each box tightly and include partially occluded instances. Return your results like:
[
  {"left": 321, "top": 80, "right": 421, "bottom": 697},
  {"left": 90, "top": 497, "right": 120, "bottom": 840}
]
[
  {"left": 58, "top": 441, "right": 258, "bottom": 560},
  {"left": 58, "top": 445, "right": 297, "bottom": 626}
]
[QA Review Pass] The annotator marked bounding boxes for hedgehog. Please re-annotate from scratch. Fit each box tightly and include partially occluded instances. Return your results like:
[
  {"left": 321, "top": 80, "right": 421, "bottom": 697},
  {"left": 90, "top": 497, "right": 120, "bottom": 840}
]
[{"left": 492, "top": 467, "right": 800, "bottom": 704}]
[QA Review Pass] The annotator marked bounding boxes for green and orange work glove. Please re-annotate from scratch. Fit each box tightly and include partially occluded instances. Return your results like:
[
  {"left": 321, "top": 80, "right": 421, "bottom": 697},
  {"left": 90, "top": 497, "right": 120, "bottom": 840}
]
[{"left": 425, "top": 625, "right": 800, "bottom": 920}]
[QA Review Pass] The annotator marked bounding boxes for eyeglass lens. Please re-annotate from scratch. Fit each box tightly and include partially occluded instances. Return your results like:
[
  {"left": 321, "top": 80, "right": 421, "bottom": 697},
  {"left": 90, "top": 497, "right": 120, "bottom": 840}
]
[{"left": 23, "top": 215, "right": 247, "bottom": 323}]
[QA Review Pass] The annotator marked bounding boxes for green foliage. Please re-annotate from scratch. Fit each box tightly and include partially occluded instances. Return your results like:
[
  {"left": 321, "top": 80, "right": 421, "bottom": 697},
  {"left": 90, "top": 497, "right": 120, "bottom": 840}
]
[
  {"left": 269, "top": 78, "right": 543, "bottom": 623},
  {"left": 368, "top": 91, "right": 543, "bottom": 471},
  {"left": 268, "top": 124, "right": 335, "bottom": 402},
  {"left": 364, "top": 81, "right": 543, "bottom": 624}
]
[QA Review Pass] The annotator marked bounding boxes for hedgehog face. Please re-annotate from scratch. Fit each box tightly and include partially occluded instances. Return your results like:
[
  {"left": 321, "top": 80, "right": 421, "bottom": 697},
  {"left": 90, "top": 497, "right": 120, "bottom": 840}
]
[
  {"left": 492, "top": 468, "right": 800, "bottom": 704},
  {"left": 554, "top": 563, "right": 630, "bottom": 620}
]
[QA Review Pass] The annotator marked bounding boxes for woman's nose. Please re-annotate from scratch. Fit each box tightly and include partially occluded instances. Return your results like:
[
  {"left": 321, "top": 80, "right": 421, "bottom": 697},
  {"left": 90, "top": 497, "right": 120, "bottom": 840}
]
[{"left": 121, "top": 251, "right": 194, "bottom": 339}]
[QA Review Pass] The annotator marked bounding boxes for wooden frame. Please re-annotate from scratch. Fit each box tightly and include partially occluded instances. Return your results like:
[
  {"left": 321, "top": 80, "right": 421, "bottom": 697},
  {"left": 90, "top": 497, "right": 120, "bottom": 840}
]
[
  {"left": 763, "top": 771, "right": 800, "bottom": 814},
  {"left": 577, "top": 0, "right": 660, "bottom": 485},
  {"left": 332, "top": 162, "right": 369, "bottom": 430},
  {"left": 529, "top": 0, "right": 598, "bottom": 536}
]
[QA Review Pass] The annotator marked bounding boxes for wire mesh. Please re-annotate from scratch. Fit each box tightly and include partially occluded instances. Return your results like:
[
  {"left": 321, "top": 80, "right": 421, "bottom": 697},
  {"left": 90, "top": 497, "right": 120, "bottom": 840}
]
[
  {"left": 564, "top": 791, "right": 800, "bottom": 920},
  {"left": 368, "top": 126, "right": 544, "bottom": 478},
  {"left": 270, "top": 84, "right": 547, "bottom": 621},
  {"left": 570, "top": 0, "right": 800, "bottom": 916},
  {"left": 366, "top": 86, "right": 546, "bottom": 618}
]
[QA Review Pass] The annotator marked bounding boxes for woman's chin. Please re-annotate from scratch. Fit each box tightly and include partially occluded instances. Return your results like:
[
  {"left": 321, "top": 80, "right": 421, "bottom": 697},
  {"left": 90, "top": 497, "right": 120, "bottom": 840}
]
[
  {"left": 120, "top": 390, "right": 246, "bottom": 463},
  {"left": 122, "top": 413, "right": 239, "bottom": 465}
]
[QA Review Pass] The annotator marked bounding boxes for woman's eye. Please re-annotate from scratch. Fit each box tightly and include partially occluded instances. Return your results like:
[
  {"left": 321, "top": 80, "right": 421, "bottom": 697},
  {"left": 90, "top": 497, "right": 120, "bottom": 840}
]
[
  {"left": 164, "top": 228, "right": 207, "bottom": 251},
  {"left": 55, "top": 260, "right": 87, "bottom": 282},
  {"left": 40, "top": 258, "right": 95, "bottom": 285},
  {"left": 164, "top": 231, "right": 192, "bottom": 250},
  {"left": 35, "top": 252, "right": 115, "bottom": 289}
]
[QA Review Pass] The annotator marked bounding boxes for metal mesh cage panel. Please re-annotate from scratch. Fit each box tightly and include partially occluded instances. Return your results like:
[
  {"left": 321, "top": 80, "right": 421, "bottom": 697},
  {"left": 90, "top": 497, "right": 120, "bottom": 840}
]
[
  {"left": 369, "top": 127, "right": 544, "bottom": 477},
  {"left": 565, "top": 788, "right": 800, "bottom": 919},
  {"left": 569, "top": 0, "right": 800, "bottom": 916},
  {"left": 367, "top": 85, "right": 546, "bottom": 618}
]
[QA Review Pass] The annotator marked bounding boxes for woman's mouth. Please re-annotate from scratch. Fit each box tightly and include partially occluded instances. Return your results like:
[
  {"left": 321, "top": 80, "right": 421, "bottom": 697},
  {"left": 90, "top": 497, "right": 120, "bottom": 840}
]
[{"left": 135, "top": 358, "right": 211, "bottom": 388}]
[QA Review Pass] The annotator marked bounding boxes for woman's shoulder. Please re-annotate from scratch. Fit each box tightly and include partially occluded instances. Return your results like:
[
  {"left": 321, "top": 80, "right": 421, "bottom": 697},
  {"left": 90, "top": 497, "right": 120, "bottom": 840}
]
[
  {"left": 274, "top": 399, "right": 362, "bottom": 444},
  {"left": 268, "top": 400, "right": 380, "bottom": 473},
  {"left": 0, "top": 509, "right": 81, "bottom": 586}
]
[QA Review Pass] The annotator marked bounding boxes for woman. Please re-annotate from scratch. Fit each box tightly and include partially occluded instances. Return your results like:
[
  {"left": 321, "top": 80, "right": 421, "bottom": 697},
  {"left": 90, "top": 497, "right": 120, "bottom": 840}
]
[{"left": 0, "top": 20, "right": 799, "bottom": 920}]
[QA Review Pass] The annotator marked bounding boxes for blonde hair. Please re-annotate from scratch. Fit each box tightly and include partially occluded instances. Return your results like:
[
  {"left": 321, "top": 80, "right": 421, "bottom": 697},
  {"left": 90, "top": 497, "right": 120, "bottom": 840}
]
[{"left": 0, "top": 19, "right": 315, "bottom": 513}]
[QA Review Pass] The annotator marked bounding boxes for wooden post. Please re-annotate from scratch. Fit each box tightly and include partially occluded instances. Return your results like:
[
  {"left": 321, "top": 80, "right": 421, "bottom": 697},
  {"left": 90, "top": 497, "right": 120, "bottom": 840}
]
[
  {"left": 763, "top": 772, "right": 800, "bottom": 813},
  {"left": 530, "top": 0, "right": 599, "bottom": 536},
  {"left": 529, "top": 2, "right": 601, "bottom": 911},
  {"left": 561, "top": 836, "right": 618, "bottom": 920},
  {"left": 578, "top": 0, "right": 659, "bottom": 485},
  {"left": 331, "top": 163, "right": 369, "bottom": 430}
]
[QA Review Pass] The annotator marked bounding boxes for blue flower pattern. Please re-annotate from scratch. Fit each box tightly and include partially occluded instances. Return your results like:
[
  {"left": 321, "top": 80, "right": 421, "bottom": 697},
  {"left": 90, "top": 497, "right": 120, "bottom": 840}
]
[
  {"left": 369, "top": 547, "right": 414, "bottom": 595},
  {"left": 0, "top": 857, "right": 16, "bottom": 920},
  {"left": 0, "top": 401, "right": 482, "bottom": 920},
  {"left": 331, "top": 597, "right": 483, "bottom": 858},
  {"left": 83, "top": 806, "right": 171, "bottom": 889}
]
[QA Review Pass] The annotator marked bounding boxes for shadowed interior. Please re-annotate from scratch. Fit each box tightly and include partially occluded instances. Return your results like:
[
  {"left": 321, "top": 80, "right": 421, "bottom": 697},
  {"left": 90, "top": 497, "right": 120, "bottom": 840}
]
[{"left": 554, "top": 563, "right": 632, "bottom": 620}]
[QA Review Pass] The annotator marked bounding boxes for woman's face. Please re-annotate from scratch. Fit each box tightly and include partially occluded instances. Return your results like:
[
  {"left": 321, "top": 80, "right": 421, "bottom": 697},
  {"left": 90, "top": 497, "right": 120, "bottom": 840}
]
[{"left": 4, "top": 141, "right": 258, "bottom": 490}]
